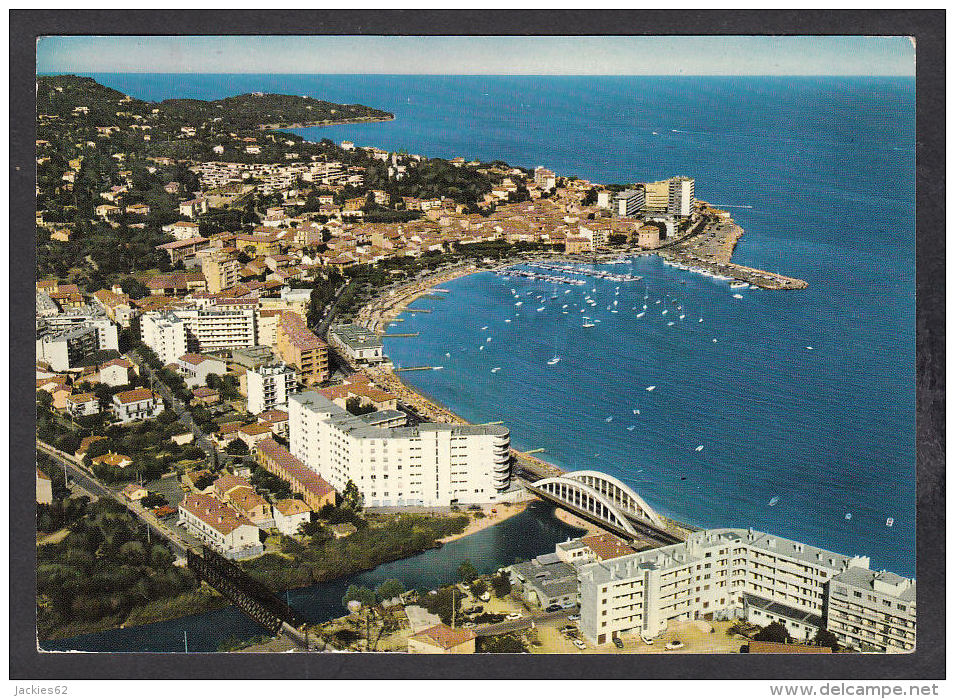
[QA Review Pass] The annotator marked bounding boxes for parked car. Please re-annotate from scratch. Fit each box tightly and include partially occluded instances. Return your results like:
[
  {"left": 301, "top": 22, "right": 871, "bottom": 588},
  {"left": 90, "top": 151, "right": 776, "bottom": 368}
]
[
  {"left": 505, "top": 612, "right": 523, "bottom": 620},
  {"left": 573, "top": 639, "right": 587, "bottom": 650},
  {"left": 665, "top": 640, "right": 685, "bottom": 651},
  {"left": 640, "top": 635, "right": 654, "bottom": 646},
  {"left": 560, "top": 601, "right": 578, "bottom": 609},
  {"left": 567, "top": 614, "right": 580, "bottom": 621},
  {"left": 545, "top": 604, "right": 562, "bottom": 612},
  {"left": 613, "top": 637, "right": 624, "bottom": 649}
]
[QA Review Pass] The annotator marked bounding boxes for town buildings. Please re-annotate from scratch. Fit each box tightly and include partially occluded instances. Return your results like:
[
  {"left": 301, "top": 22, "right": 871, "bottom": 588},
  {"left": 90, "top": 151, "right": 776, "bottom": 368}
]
[
  {"left": 407, "top": 624, "right": 476, "bottom": 654},
  {"left": 574, "top": 527, "right": 915, "bottom": 652},
  {"left": 288, "top": 390, "right": 511, "bottom": 507},
  {"left": 140, "top": 303, "right": 257, "bottom": 361},
  {"left": 256, "top": 438, "right": 337, "bottom": 511}
]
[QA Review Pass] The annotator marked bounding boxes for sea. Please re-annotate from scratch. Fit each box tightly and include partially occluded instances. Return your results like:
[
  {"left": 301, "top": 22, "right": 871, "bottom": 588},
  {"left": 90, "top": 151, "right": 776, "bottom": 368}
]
[{"left": 47, "top": 73, "right": 915, "bottom": 650}]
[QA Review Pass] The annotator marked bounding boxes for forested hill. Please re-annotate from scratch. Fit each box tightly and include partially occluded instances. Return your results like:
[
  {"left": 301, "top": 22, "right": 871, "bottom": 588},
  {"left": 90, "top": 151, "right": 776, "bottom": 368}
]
[{"left": 36, "top": 74, "right": 393, "bottom": 129}]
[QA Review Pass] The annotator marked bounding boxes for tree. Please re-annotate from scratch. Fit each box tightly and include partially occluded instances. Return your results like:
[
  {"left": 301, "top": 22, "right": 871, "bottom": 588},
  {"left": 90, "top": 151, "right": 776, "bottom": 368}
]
[
  {"left": 478, "top": 633, "right": 526, "bottom": 653},
  {"left": 418, "top": 586, "right": 462, "bottom": 626},
  {"left": 345, "top": 396, "right": 376, "bottom": 416},
  {"left": 342, "top": 584, "right": 376, "bottom": 612},
  {"left": 490, "top": 572, "right": 512, "bottom": 598},
  {"left": 469, "top": 579, "right": 488, "bottom": 598},
  {"left": 753, "top": 621, "right": 792, "bottom": 645},
  {"left": 226, "top": 439, "right": 249, "bottom": 456},
  {"left": 813, "top": 627, "right": 840, "bottom": 651},
  {"left": 457, "top": 560, "right": 478, "bottom": 584},
  {"left": 375, "top": 579, "right": 405, "bottom": 604},
  {"left": 119, "top": 540, "right": 146, "bottom": 566},
  {"left": 342, "top": 479, "right": 363, "bottom": 511}
]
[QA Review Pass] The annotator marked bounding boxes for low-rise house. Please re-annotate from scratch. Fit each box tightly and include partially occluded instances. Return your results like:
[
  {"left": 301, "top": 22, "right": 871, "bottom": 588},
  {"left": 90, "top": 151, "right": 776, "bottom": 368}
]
[
  {"left": 178, "top": 493, "right": 263, "bottom": 559},
  {"left": 272, "top": 499, "right": 311, "bottom": 536},
  {"left": 237, "top": 422, "right": 274, "bottom": 452},
  {"left": 177, "top": 353, "right": 228, "bottom": 388},
  {"left": 111, "top": 388, "right": 162, "bottom": 423},
  {"left": 408, "top": 624, "right": 476, "bottom": 655},
  {"left": 192, "top": 386, "right": 220, "bottom": 405},
  {"left": 122, "top": 484, "right": 148, "bottom": 501},
  {"left": 98, "top": 358, "right": 134, "bottom": 386},
  {"left": 171, "top": 432, "right": 195, "bottom": 446},
  {"left": 508, "top": 553, "right": 580, "bottom": 610},
  {"left": 257, "top": 409, "right": 289, "bottom": 438},
  {"left": 66, "top": 392, "right": 100, "bottom": 417},
  {"left": 37, "top": 469, "right": 53, "bottom": 505},
  {"left": 91, "top": 452, "right": 133, "bottom": 470}
]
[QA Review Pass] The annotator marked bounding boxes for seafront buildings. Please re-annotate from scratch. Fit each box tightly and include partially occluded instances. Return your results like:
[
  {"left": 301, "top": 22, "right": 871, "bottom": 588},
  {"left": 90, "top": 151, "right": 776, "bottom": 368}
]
[
  {"left": 288, "top": 390, "right": 512, "bottom": 507},
  {"left": 570, "top": 527, "right": 915, "bottom": 653}
]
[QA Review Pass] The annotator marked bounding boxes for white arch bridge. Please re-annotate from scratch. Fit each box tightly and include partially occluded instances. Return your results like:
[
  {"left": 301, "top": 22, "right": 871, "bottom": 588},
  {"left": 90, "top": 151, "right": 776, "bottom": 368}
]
[{"left": 524, "top": 470, "right": 682, "bottom": 545}]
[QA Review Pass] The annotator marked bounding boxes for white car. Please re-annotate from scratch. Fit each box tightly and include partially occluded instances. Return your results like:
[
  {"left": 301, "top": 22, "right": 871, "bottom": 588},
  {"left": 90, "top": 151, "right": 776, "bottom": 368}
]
[
  {"left": 640, "top": 635, "right": 654, "bottom": 646},
  {"left": 665, "top": 640, "right": 685, "bottom": 651},
  {"left": 573, "top": 639, "right": 587, "bottom": 650},
  {"left": 567, "top": 614, "right": 580, "bottom": 621},
  {"left": 505, "top": 612, "right": 523, "bottom": 620}
]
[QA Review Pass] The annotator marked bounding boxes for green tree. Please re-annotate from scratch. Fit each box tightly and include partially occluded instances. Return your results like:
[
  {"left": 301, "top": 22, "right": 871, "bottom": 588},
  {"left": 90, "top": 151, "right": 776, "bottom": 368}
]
[
  {"left": 753, "top": 621, "right": 792, "bottom": 645},
  {"left": 457, "top": 560, "right": 478, "bottom": 584},
  {"left": 342, "top": 479, "right": 363, "bottom": 511},
  {"left": 490, "top": 573, "right": 512, "bottom": 598},
  {"left": 226, "top": 439, "right": 249, "bottom": 456},
  {"left": 813, "top": 627, "right": 840, "bottom": 651},
  {"left": 375, "top": 579, "right": 405, "bottom": 604},
  {"left": 342, "top": 584, "right": 376, "bottom": 612},
  {"left": 478, "top": 633, "right": 527, "bottom": 653},
  {"left": 118, "top": 540, "right": 146, "bottom": 566}
]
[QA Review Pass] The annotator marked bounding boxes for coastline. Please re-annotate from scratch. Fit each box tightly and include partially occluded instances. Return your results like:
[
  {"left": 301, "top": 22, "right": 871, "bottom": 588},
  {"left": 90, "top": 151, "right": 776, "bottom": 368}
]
[
  {"left": 257, "top": 115, "right": 395, "bottom": 130},
  {"left": 437, "top": 501, "right": 530, "bottom": 544}
]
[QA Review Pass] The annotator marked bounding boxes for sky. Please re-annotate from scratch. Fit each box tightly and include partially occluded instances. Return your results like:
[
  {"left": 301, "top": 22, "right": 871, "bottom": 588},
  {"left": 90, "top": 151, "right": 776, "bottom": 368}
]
[{"left": 37, "top": 35, "right": 915, "bottom": 76}]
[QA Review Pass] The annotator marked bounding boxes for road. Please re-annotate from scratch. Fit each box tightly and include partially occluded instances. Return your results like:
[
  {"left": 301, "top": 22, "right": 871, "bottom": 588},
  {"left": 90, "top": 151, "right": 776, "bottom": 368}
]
[
  {"left": 477, "top": 606, "right": 579, "bottom": 636},
  {"left": 36, "top": 440, "right": 199, "bottom": 557}
]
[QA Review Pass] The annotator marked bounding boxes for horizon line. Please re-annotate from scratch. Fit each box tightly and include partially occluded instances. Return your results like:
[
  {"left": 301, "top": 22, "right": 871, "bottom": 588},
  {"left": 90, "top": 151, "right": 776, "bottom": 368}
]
[{"left": 39, "top": 71, "right": 914, "bottom": 78}]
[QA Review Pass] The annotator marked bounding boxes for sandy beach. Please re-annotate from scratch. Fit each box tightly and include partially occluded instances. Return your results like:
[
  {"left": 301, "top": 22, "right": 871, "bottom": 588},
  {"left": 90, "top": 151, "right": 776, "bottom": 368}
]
[{"left": 438, "top": 501, "right": 530, "bottom": 544}]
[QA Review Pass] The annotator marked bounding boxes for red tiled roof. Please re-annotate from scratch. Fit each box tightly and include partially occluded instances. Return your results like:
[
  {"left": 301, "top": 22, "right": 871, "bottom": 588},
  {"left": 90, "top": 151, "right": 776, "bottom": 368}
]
[
  {"left": 179, "top": 493, "right": 256, "bottom": 535},
  {"left": 258, "top": 438, "right": 335, "bottom": 499},
  {"left": 411, "top": 624, "right": 476, "bottom": 649},
  {"left": 278, "top": 312, "right": 325, "bottom": 351},
  {"left": 113, "top": 388, "right": 159, "bottom": 405}
]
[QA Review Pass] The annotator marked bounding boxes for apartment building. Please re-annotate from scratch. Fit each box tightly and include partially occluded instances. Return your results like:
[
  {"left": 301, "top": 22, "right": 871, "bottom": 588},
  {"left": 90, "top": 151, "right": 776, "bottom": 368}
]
[
  {"left": 288, "top": 391, "right": 511, "bottom": 507},
  {"left": 668, "top": 176, "right": 696, "bottom": 217},
  {"left": 140, "top": 304, "right": 257, "bottom": 362},
  {"left": 256, "top": 438, "right": 337, "bottom": 511},
  {"left": 275, "top": 312, "right": 328, "bottom": 386},
  {"left": 246, "top": 362, "right": 298, "bottom": 414},
  {"left": 643, "top": 180, "right": 670, "bottom": 212},
  {"left": 614, "top": 188, "right": 645, "bottom": 217},
  {"left": 177, "top": 353, "right": 227, "bottom": 388},
  {"left": 576, "top": 527, "right": 915, "bottom": 652},
  {"left": 534, "top": 166, "right": 557, "bottom": 190},
  {"left": 198, "top": 248, "right": 240, "bottom": 293},
  {"left": 826, "top": 567, "right": 916, "bottom": 653},
  {"left": 36, "top": 317, "right": 119, "bottom": 372}
]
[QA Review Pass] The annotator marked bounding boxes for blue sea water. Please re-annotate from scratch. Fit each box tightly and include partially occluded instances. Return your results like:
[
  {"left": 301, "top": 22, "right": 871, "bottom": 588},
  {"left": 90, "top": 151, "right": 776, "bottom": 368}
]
[{"left": 83, "top": 73, "right": 915, "bottom": 577}]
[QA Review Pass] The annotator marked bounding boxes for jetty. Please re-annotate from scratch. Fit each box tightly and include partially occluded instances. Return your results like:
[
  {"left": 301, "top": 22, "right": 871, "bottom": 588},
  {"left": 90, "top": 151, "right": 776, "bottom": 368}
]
[
  {"left": 394, "top": 366, "right": 434, "bottom": 372},
  {"left": 381, "top": 332, "right": 419, "bottom": 338}
]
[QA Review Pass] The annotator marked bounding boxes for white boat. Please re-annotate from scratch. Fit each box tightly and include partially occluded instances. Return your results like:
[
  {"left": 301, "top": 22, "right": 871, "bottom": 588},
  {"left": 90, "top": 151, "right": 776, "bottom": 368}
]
[
  {"left": 515, "top": 301, "right": 523, "bottom": 306},
  {"left": 632, "top": 409, "right": 638, "bottom": 414},
  {"left": 679, "top": 314, "right": 685, "bottom": 320},
  {"left": 730, "top": 281, "right": 749, "bottom": 289},
  {"left": 537, "top": 306, "right": 545, "bottom": 312},
  {"left": 605, "top": 417, "right": 613, "bottom": 422},
  {"left": 547, "top": 356, "right": 561, "bottom": 365},
  {"left": 667, "top": 321, "right": 675, "bottom": 326},
  {"left": 486, "top": 337, "right": 492, "bottom": 342},
  {"left": 698, "top": 318, "right": 703, "bottom": 322},
  {"left": 845, "top": 513, "right": 852, "bottom": 520},
  {"left": 662, "top": 309, "right": 668, "bottom": 315},
  {"left": 491, "top": 367, "right": 501, "bottom": 373},
  {"left": 562, "top": 304, "right": 568, "bottom": 309},
  {"left": 695, "top": 445, "right": 704, "bottom": 452},
  {"left": 886, "top": 517, "right": 894, "bottom": 527},
  {"left": 445, "top": 352, "right": 451, "bottom": 357},
  {"left": 806, "top": 346, "right": 813, "bottom": 350},
  {"left": 481, "top": 326, "right": 488, "bottom": 330},
  {"left": 504, "top": 319, "right": 511, "bottom": 323},
  {"left": 733, "top": 294, "right": 744, "bottom": 299},
  {"left": 712, "top": 338, "right": 718, "bottom": 343},
  {"left": 646, "top": 385, "right": 656, "bottom": 392},
  {"left": 627, "top": 425, "right": 635, "bottom": 431},
  {"left": 769, "top": 496, "right": 780, "bottom": 506},
  {"left": 636, "top": 312, "right": 645, "bottom": 318},
  {"left": 432, "top": 366, "right": 443, "bottom": 370},
  {"left": 582, "top": 322, "right": 595, "bottom": 328},
  {"left": 479, "top": 345, "right": 484, "bottom": 350}
]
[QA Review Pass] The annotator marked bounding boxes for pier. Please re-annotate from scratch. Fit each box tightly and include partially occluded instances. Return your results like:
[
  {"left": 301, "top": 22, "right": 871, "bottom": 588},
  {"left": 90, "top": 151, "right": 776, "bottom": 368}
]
[
  {"left": 394, "top": 366, "right": 435, "bottom": 372},
  {"left": 405, "top": 307, "right": 433, "bottom": 313},
  {"left": 381, "top": 332, "right": 419, "bottom": 338}
]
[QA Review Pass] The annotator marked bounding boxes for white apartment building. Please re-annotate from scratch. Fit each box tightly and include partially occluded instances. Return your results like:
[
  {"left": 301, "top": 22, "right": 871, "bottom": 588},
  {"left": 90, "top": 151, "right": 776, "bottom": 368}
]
[
  {"left": 177, "top": 353, "right": 228, "bottom": 388},
  {"left": 614, "top": 189, "right": 645, "bottom": 217},
  {"left": 288, "top": 391, "right": 511, "bottom": 507},
  {"left": 328, "top": 323, "right": 385, "bottom": 364},
  {"left": 826, "top": 567, "right": 916, "bottom": 653},
  {"left": 247, "top": 362, "right": 298, "bottom": 415},
  {"left": 668, "top": 176, "right": 696, "bottom": 217},
  {"left": 577, "top": 527, "right": 914, "bottom": 651},
  {"left": 36, "top": 318, "right": 119, "bottom": 372},
  {"left": 141, "top": 305, "right": 257, "bottom": 363},
  {"left": 141, "top": 312, "right": 189, "bottom": 365}
]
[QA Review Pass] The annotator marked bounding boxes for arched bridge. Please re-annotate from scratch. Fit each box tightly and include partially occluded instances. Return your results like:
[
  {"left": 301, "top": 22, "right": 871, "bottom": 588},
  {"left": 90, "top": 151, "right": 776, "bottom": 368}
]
[{"left": 521, "top": 468, "right": 682, "bottom": 546}]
